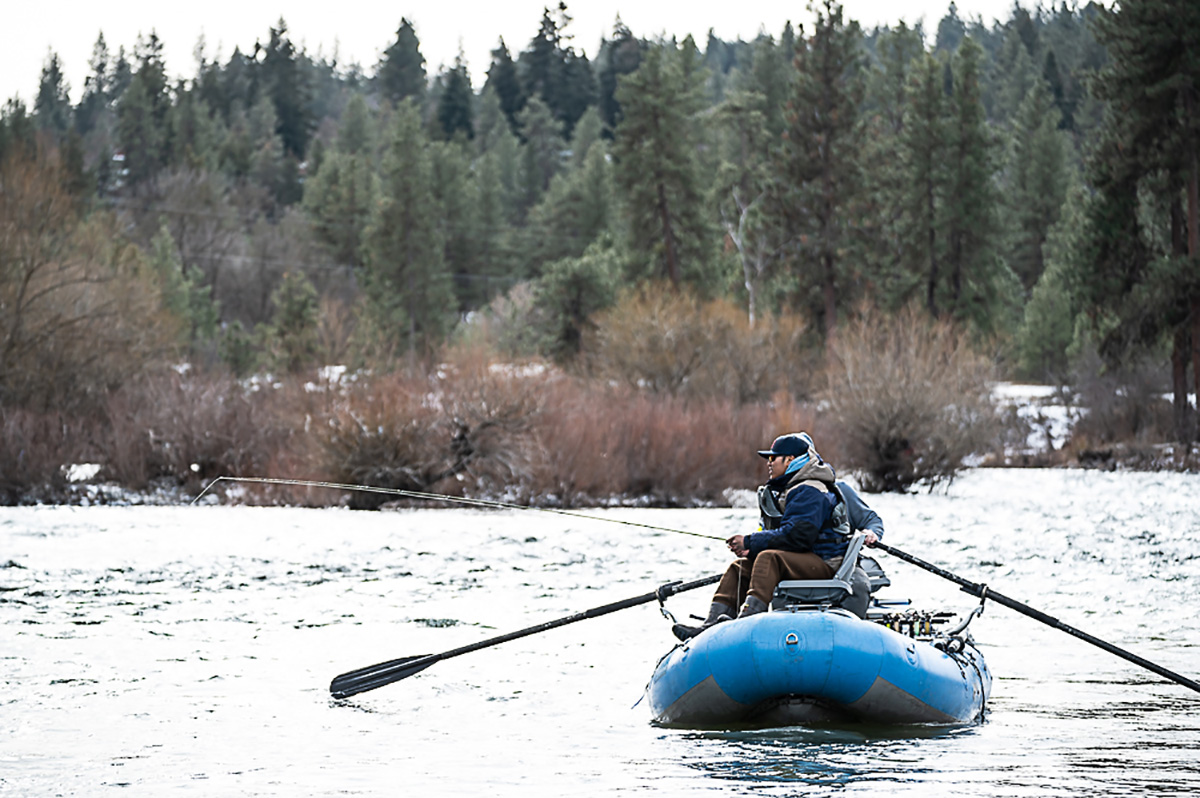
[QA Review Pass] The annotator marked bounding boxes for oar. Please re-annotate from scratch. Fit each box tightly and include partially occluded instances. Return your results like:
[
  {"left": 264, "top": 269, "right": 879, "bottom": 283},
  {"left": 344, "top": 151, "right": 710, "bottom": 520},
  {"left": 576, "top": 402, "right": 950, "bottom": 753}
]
[
  {"left": 329, "top": 573, "right": 721, "bottom": 698},
  {"left": 871, "top": 539, "right": 1200, "bottom": 695}
]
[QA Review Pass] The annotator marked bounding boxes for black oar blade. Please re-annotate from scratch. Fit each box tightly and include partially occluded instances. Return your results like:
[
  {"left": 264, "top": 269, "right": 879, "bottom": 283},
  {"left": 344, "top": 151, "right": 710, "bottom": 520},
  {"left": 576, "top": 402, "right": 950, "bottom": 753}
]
[{"left": 330, "top": 654, "right": 437, "bottom": 698}]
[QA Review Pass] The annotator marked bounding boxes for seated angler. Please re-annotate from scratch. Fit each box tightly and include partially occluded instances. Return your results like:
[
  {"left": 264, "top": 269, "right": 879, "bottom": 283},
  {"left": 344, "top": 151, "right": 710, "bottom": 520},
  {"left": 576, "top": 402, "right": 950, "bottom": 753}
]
[{"left": 673, "top": 433, "right": 851, "bottom": 641}]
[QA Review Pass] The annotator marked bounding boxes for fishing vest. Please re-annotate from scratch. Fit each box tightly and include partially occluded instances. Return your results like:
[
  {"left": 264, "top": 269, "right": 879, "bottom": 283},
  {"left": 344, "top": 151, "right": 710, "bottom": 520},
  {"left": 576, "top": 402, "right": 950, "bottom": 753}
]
[{"left": 757, "top": 480, "right": 851, "bottom": 558}]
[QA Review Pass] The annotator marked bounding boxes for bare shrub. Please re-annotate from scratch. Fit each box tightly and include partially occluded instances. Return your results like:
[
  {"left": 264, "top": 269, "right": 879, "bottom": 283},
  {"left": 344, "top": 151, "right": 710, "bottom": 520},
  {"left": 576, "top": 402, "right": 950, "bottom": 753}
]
[
  {"left": 0, "top": 408, "right": 83, "bottom": 504},
  {"left": 313, "top": 348, "right": 546, "bottom": 508},
  {"left": 99, "top": 369, "right": 297, "bottom": 490},
  {"left": 1067, "top": 350, "right": 1177, "bottom": 454},
  {"left": 1, "top": 153, "right": 180, "bottom": 412},
  {"left": 585, "top": 282, "right": 816, "bottom": 402},
  {"left": 529, "top": 380, "right": 831, "bottom": 505},
  {"left": 824, "top": 307, "right": 998, "bottom": 492},
  {"left": 316, "top": 295, "right": 359, "bottom": 367}
]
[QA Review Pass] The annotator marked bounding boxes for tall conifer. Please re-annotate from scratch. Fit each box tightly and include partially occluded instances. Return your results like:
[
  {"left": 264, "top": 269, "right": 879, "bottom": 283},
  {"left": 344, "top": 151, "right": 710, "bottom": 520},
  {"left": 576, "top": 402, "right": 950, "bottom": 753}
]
[
  {"left": 612, "top": 42, "right": 715, "bottom": 290},
  {"left": 776, "top": 0, "right": 865, "bottom": 338},
  {"left": 363, "top": 100, "right": 455, "bottom": 363}
]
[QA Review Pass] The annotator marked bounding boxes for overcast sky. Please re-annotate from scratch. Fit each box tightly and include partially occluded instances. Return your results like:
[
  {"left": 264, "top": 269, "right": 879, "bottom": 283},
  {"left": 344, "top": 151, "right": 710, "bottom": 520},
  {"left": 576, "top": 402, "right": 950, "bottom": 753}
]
[{"left": 3, "top": 1, "right": 1025, "bottom": 107}]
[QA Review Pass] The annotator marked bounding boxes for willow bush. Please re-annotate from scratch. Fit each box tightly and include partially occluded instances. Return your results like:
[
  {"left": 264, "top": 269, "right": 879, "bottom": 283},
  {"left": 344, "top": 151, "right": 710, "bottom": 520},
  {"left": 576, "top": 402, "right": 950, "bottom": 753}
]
[
  {"left": 584, "top": 282, "right": 815, "bottom": 403},
  {"left": 99, "top": 369, "right": 297, "bottom": 491},
  {"left": 313, "top": 351, "right": 545, "bottom": 508},
  {"left": 824, "top": 307, "right": 998, "bottom": 492}
]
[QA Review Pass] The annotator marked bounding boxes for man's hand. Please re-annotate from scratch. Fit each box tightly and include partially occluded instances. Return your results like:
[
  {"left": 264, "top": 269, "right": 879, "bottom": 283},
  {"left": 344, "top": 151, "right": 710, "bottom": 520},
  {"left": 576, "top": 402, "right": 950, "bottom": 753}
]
[
  {"left": 863, "top": 531, "right": 879, "bottom": 546},
  {"left": 726, "top": 534, "right": 749, "bottom": 557}
]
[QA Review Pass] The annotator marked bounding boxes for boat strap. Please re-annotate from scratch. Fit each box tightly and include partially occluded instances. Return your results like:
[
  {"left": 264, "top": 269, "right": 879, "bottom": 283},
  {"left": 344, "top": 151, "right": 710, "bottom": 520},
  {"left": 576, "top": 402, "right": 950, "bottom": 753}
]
[
  {"left": 656, "top": 581, "right": 681, "bottom": 625},
  {"left": 937, "top": 586, "right": 989, "bottom": 652}
]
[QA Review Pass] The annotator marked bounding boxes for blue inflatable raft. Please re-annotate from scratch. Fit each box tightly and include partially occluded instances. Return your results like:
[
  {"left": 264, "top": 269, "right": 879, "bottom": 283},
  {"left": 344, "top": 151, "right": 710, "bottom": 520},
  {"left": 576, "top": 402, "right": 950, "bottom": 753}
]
[
  {"left": 646, "top": 606, "right": 990, "bottom": 727},
  {"left": 647, "top": 535, "right": 990, "bottom": 728}
]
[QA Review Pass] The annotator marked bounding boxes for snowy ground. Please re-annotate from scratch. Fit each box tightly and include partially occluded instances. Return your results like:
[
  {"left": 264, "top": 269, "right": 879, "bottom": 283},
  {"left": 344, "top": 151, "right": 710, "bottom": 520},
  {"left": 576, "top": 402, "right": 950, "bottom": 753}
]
[{"left": 992, "top": 382, "right": 1081, "bottom": 453}]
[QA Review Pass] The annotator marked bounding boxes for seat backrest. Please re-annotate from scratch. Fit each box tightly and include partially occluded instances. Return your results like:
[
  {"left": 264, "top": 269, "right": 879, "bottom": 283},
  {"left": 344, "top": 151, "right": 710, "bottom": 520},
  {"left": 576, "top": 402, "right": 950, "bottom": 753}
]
[
  {"left": 771, "top": 533, "right": 866, "bottom": 609},
  {"left": 859, "top": 554, "right": 890, "bottom": 593},
  {"left": 831, "top": 534, "right": 866, "bottom": 581}
]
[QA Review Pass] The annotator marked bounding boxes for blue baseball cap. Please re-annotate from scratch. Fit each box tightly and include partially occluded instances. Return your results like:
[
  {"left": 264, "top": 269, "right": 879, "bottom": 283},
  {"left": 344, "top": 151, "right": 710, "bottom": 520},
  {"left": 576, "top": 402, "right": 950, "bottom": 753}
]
[{"left": 757, "top": 434, "right": 810, "bottom": 459}]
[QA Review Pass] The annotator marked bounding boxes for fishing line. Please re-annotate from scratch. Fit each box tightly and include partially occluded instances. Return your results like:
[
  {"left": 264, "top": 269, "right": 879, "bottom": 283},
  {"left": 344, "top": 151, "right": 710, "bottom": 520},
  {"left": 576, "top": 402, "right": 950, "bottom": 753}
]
[{"left": 192, "top": 476, "right": 725, "bottom": 540}]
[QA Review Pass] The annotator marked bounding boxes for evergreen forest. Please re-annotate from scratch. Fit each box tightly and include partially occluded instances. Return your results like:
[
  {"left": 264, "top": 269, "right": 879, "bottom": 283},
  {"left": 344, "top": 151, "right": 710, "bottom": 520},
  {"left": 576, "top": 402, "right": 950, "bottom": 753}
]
[{"left": 2, "top": 1, "right": 1198, "bottom": 505}]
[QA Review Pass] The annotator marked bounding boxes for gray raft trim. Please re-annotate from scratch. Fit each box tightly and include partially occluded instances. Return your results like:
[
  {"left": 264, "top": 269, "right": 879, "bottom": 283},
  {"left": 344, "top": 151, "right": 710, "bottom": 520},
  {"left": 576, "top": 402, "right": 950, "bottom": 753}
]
[{"left": 656, "top": 674, "right": 963, "bottom": 727}]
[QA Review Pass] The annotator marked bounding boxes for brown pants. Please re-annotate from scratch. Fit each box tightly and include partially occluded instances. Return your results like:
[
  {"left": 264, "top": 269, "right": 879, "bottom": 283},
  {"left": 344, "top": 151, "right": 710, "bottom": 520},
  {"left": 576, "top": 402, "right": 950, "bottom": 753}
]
[{"left": 713, "top": 550, "right": 835, "bottom": 609}]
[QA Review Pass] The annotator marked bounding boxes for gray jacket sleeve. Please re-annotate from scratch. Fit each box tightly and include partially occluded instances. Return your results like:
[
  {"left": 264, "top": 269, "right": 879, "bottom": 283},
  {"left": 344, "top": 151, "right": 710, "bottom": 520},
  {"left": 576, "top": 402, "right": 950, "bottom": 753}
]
[{"left": 837, "top": 481, "right": 884, "bottom": 539}]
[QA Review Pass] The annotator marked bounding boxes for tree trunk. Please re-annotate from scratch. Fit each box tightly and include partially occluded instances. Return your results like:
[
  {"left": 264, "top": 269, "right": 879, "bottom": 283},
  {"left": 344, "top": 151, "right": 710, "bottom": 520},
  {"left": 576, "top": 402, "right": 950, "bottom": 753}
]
[
  {"left": 926, "top": 177, "right": 939, "bottom": 318},
  {"left": 656, "top": 181, "right": 680, "bottom": 288},
  {"left": 823, "top": 249, "right": 837, "bottom": 341},
  {"left": 1173, "top": 326, "right": 1190, "bottom": 443},
  {"left": 1188, "top": 153, "right": 1200, "bottom": 435}
]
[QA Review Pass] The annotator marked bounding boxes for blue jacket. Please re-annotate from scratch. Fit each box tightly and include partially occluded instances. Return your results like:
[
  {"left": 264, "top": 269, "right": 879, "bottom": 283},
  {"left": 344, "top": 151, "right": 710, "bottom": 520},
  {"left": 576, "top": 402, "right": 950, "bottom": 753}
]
[{"left": 746, "top": 458, "right": 845, "bottom": 559}]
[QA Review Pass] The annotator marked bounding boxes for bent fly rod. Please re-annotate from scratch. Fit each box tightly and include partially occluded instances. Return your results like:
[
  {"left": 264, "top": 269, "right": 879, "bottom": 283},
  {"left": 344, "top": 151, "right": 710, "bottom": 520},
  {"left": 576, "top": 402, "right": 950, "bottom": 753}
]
[{"left": 192, "top": 475, "right": 723, "bottom": 541}]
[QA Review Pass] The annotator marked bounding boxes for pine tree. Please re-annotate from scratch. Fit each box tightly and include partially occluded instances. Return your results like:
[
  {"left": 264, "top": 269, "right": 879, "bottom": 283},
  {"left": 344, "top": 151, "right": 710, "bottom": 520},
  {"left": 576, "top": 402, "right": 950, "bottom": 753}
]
[
  {"left": 612, "top": 41, "right": 716, "bottom": 290},
  {"left": 149, "top": 221, "right": 219, "bottom": 347},
  {"left": 0, "top": 101, "right": 36, "bottom": 163},
  {"left": 934, "top": 3, "right": 967, "bottom": 54},
  {"left": 378, "top": 19, "right": 427, "bottom": 106},
  {"left": 898, "top": 52, "right": 949, "bottom": 316},
  {"left": 518, "top": 3, "right": 594, "bottom": 138},
  {"left": 258, "top": 19, "right": 312, "bottom": 162},
  {"left": 117, "top": 34, "right": 172, "bottom": 186},
  {"left": 363, "top": 100, "right": 455, "bottom": 363},
  {"left": 302, "top": 93, "right": 377, "bottom": 267},
  {"left": 263, "top": 270, "right": 320, "bottom": 373},
  {"left": 75, "top": 34, "right": 110, "bottom": 136},
  {"left": 775, "top": 0, "right": 866, "bottom": 338},
  {"left": 484, "top": 40, "right": 524, "bottom": 134},
  {"left": 533, "top": 239, "right": 621, "bottom": 362},
  {"left": 860, "top": 22, "right": 927, "bottom": 312},
  {"left": 1083, "top": 0, "right": 1200, "bottom": 438},
  {"left": 435, "top": 55, "right": 474, "bottom": 141},
  {"left": 992, "top": 25, "right": 1038, "bottom": 125},
  {"left": 35, "top": 52, "right": 72, "bottom": 137},
  {"left": 713, "top": 73, "right": 785, "bottom": 325},
  {"left": 747, "top": 33, "right": 793, "bottom": 142},
  {"left": 1014, "top": 186, "right": 1087, "bottom": 379},
  {"left": 336, "top": 92, "right": 373, "bottom": 156},
  {"left": 515, "top": 95, "right": 564, "bottom": 215},
  {"left": 429, "top": 139, "right": 484, "bottom": 309},
  {"left": 569, "top": 105, "right": 604, "bottom": 166},
  {"left": 596, "top": 18, "right": 643, "bottom": 132},
  {"left": 1005, "top": 77, "right": 1069, "bottom": 291},
  {"left": 170, "top": 88, "right": 222, "bottom": 172},
  {"left": 526, "top": 141, "right": 612, "bottom": 275},
  {"left": 941, "top": 36, "right": 1019, "bottom": 335}
]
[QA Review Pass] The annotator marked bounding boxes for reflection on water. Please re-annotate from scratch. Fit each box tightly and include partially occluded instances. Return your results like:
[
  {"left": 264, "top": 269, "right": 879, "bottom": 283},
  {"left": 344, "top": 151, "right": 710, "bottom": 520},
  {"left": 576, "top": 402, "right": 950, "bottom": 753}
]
[
  {"left": 2, "top": 469, "right": 1199, "bottom": 796},
  {"left": 676, "top": 724, "right": 974, "bottom": 786}
]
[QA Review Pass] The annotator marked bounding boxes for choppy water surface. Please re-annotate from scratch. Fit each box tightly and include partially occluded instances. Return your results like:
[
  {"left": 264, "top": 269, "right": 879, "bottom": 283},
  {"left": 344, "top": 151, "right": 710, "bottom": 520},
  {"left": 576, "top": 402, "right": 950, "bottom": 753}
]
[{"left": 3, "top": 469, "right": 1199, "bottom": 796}]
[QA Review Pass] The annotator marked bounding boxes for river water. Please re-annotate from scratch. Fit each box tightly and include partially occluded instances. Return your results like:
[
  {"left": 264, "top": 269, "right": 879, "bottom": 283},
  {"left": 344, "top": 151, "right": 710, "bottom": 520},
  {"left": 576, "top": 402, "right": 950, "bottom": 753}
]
[{"left": 3, "top": 469, "right": 1199, "bottom": 796}]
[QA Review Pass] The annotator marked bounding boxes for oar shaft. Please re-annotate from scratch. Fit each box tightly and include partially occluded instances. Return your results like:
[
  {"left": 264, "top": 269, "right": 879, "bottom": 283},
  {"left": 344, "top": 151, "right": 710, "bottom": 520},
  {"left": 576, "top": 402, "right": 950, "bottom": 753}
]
[
  {"left": 873, "top": 541, "right": 1200, "bottom": 695},
  {"left": 330, "top": 573, "right": 722, "bottom": 698},
  {"left": 433, "top": 573, "right": 722, "bottom": 664}
]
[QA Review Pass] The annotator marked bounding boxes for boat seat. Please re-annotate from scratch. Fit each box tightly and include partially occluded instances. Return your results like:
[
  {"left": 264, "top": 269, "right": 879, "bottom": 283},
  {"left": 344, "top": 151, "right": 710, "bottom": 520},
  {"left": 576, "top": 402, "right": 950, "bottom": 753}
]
[
  {"left": 860, "top": 554, "right": 890, "bottom": 593},
  {"left": 772, "top": 533, "right": 867, "bottom": 609}
]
